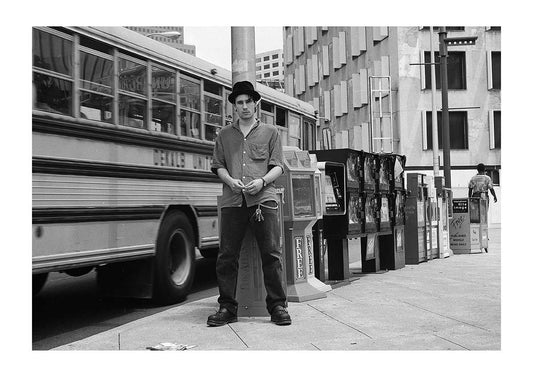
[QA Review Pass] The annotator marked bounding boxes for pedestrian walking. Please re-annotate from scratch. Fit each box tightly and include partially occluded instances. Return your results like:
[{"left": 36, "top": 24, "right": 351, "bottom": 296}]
[
  {"left": 208, "top": 81, "right": 291, "bottom": 326},
  {"left": 468, "top": 163, "right": 498, "bottom": 205},
  {"left": 468, "top": 163, "right": 498, "bottom": 253}
]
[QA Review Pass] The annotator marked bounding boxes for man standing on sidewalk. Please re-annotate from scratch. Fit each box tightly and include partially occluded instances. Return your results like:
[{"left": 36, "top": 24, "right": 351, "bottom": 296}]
[
  {"left": 207, "top": 81, "right": 291, "bottom": 327},
  {"left": 468, "top": 163, "right": 498, "bottom": 253}
]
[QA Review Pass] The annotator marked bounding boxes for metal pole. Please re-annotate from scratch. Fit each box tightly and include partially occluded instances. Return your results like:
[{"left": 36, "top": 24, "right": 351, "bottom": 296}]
[
  {"left": 429, "top": 27, "right": 440, "bottom": 178},
  {"left": 230, "top": 27, "right": 256, "bottom": 85},
  {"left": 438, "top": 27, "right": 451, "bottom": 189}
]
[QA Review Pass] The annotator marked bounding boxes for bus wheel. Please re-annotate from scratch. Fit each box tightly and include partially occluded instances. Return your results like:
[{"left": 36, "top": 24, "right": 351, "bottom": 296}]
[
  {"left": 33, "top": 273, "right": 48, "bottom": 295},
  {"left": 153, "top": 211, "right": 195, "bottom": 304}
]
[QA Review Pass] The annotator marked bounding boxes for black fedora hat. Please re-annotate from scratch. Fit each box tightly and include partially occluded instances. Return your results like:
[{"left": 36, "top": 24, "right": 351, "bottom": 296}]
[{"left": 228, "top": 81, "right": 261, "bottom": 104}]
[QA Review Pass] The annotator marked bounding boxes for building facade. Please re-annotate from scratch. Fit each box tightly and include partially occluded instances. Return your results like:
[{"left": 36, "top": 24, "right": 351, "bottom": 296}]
[
  {"left": 125, "top": 26, "right": 196, "bottom": 55},
  {"left": 283, "top": 26, "right": 501, "bottom": 224},
  {"left": 256, "top": 49, "right": 284, "bottom": 91}
]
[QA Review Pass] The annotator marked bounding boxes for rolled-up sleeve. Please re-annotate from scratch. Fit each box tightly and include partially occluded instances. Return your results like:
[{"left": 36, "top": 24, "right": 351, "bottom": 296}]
[
  {"left": 211, "top": 134, "right": 226, "bottom": 175},
  {"left": 268, "top": 129, "right": 284, "bottom": 173}
]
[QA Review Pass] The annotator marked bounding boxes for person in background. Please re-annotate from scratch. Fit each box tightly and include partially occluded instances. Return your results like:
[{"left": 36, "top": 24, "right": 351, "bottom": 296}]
[
  {"left": 207, "top": 81, "right": 291, "bottom": 327},
  {"left": 468, "top": 163, "right": 498, "bottom": 253}
]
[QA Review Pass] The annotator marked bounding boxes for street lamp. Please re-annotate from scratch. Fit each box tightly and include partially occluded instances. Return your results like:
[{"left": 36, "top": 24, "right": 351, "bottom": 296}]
[
  {"left": 438, "top": 27, "right": 477, "bottom": 189},
  {"left": 146, "top": 31, "right": 182, "bottom": 40}
]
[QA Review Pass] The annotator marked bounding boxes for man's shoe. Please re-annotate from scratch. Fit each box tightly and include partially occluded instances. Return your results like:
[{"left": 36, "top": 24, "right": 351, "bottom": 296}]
[
  {"left": 270, "top": 305, "right": 291, "bottom": 326},
  {"left": 207, "top": 307, "right": 237, "bottom": 327}
]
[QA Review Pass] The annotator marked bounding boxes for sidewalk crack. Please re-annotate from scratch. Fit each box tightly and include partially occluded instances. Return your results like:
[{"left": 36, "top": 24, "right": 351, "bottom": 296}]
[
  {"left": 228, "top": 324, "right": 249, "bottom": 348},
  {"left": 307, "top": 303, "right": 372, "bottom": 339},
  {"left": 398, "top": 300, "right": 491, "bottom": 332},
  {"left": 433, "top": 333, "right": 470, "bottom": 350}
]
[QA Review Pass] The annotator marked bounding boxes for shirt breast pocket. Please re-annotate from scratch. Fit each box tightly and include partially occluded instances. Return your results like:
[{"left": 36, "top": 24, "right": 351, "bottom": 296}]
[{"left": 249, "top": 143, "right": 268, "bottom": 160}]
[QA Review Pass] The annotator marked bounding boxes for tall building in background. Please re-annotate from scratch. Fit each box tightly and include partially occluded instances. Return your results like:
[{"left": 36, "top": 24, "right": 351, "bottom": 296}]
[
  {"left": 283, "top": 26, "right": 501, "bottom": 224},
  {"left": 256, "top": 49, "right": 284, "bottom": 91},
  {"left": 125, "top": 26, "right": 196, "bottom": 56}
]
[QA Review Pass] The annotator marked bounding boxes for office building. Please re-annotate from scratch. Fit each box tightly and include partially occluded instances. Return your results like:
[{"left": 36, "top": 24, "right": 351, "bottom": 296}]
[
  {"left": 283, "top": 26, "right": 501, "bottom": 224},
  {"left": 256, "top": 49, "right": 284, "bottom": 91}
]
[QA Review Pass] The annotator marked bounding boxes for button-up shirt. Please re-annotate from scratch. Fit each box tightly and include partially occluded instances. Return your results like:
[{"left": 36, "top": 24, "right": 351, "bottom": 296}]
[{"left": 211, "top": 119, "right": 283, "bottom": 208}]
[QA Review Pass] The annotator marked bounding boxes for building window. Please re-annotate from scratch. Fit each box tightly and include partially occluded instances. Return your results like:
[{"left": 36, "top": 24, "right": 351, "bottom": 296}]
[
  {"left": 272, "top": 70, "right": 279, "bottom": 76},
  {"left": 425, "top": 111, "right": 468, "bottom": 150},
  {"left": 486, "top": 169, "right": 500, "bottom": 185},
  {"left": 272, "top": 54, "right": 279, "bottom": 59},
  {"left": 256, "top": 58, "right": 261, "bottom": 63},
  {"left": 490, "top": 110, "right": 501, "bottom": 149},
  {"left": 264, "top": 72, "right": 270, "bottom": 78},
  {"left": 424, "top": 51, "right": 466, "bottom": 89},
  {"left": 491, "top": 51, "right": 501, "bottom": 89},
  {"left": 263, "top": 56, "right": 270, "bottom": 61},
  {"left": 264, "top": 64, "right": 270, "bottom": 70},
  {"left": 273, "top": 62, "right": 279, "bottom": 68}
]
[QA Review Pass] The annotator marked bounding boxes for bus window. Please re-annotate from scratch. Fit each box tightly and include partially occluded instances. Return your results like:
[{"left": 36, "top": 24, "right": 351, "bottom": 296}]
[
  {"left": 225, "top": 92, "right": 234, "bottom": 126},
  {"left": 205, "top": 95, "right": 222, "bottom": 141},
  {"left": 288, "top": 113, "right": 301, "bottom": 147},
  {"left": 119, "top": 95, "right": 146, "bottom": 128},
  {"left": 260, "top": 101, "right": 274, "bottom": 125},
  {"left": 302, "top": 119, "right": 315, "bottom": 150},
  {"left": 33, "top": 73, "right": 73, "bottom": 116},
  {"left": 152, "top": 66, "right": 176, "bottom": 134},
  {"left": 79, "top": 50, "right": 113, "bottom": 123},
  {"left": 180, "top": 76, "right": 200, "bottom": 110},
  {"left": 119, "top": 57, "right": 147, "bottom": 128},
  {"left": 180, "top": 109, "right": 201, "bottom": 139},
  {"left": 32, "top": 28, "right": 73, "bottom": 116},
  {"left": 276, "top": 107, "right": 287, "bottom": 128},
  {"left": 180, "top": 75, "right": 201, "bottom": 138}
]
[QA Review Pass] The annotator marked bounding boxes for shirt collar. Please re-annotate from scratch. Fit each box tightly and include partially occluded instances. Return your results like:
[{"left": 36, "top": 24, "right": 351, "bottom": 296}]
[{"left": 232, "top": 118, "right": 261, "bottom": 132}]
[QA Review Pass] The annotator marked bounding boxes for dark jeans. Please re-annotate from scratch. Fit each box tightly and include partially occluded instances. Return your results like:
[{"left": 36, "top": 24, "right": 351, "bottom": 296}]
[{"left": 217, "top": 200, "right": 286, "bottom": 315}]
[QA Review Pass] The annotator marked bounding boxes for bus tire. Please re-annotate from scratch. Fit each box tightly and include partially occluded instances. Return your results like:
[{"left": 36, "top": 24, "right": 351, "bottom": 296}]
[
  {"left": 33, "top": 273, "right": 48, "bottom": 295},
  {"left": 153, "top": 211, "right": 195, "bottom": 304}
]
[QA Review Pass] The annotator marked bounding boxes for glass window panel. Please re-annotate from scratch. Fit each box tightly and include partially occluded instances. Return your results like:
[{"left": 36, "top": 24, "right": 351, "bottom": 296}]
[
  {"left": 292, "top": 175, "right": 314, "bottom": 217},
  {"left": 276, "top": 107, "right": 287, "bottom": 127},
  {"left": 261, "top": 113, "right": 274, "bottom": 125},
  {"left": 80, "top": 91, "right": 113, "bottom": 123},
  {"left": 289, "top": 113, "right": 301, "bottom": 138},
  {"left": 204, "top": 95, "right": 222, "bottom": 125},
  {"left": 152, "top": 100, "right": 176, "bottom": 134},
  {"left": 119, "top": 95, "right": 146, "bottom": 128},
  {"left": 204, "top": 80, "right": 222, "bottom": 96},
  {"left": 261, "top": 101, "right": 273, "bottom": 113},
  {"left": 494, "top": 111, "right": 501, "bottom": 149},
  {"left": 426, "top": 111, "right": 468, "bottom": 150},
  {"left": 492, "top": 52, "right": 501, "bottom": 89},
  {"left": 33, "top": 29, "right": 72, "bottom": 76},
  {"left": 80, "top": 51, "right": 113, "bottom": 95},
  {"left": 180, "top": 109, "right": 201, "bottom": 138},
  {"left": 180, "top": 76, "right": 200, "bottom": 110},
  {"left": 152, "top": 66, "right": 176, "bottom": 102},
  {"left": 205, "top": 124, "right": 221, "bottom": 141},
  {"left": 424, "top": 51, "right": 466, "bottom": 89},
  {"left": 119, "top": 58, "right": 146, "bottom": 96},
  {"left": 33, "top": 72, "right": 72, "bottom": 115}
]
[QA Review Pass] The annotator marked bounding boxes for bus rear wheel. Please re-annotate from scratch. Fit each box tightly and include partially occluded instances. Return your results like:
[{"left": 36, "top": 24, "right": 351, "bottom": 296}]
[{"left": 153, "top": 211, "right": 195, "bottom": 304}]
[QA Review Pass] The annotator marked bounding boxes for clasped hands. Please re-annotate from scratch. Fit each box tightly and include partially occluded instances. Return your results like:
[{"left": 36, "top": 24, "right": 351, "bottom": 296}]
[{"left": 229, "top": 178, "right": 263, "bottom": 195}]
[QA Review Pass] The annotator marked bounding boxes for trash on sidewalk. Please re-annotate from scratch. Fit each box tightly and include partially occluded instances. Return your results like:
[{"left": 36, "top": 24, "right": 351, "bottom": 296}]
[{"left": 146, "top": 342, "right": 197, "bottom": 351}]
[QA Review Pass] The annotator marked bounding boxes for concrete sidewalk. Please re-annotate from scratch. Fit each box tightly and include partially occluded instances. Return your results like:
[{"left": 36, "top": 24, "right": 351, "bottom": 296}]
[{"left": 54, "top": 228, "right": 501, "bottom": 351}]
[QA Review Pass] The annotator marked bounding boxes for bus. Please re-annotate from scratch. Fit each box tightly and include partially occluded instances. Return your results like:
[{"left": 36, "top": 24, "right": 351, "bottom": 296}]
[{"left": 32, "top": 26, "right": 318, "bottom": 304}]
